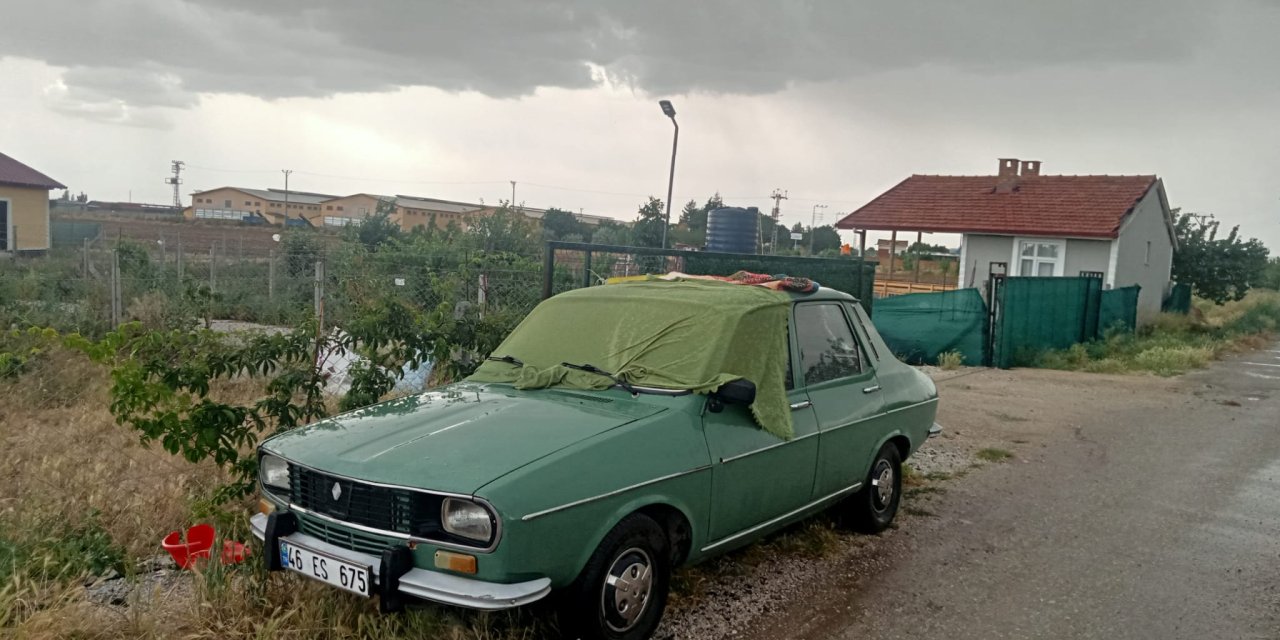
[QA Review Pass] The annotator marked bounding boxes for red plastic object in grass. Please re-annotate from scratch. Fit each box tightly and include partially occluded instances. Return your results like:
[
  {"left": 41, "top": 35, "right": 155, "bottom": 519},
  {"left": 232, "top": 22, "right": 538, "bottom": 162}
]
[
  {"left": 221, "top": 539, "right": 250, "bottom": 564},
  {"left": 161, "top": 524, "right": 215, "bottom": 569}
]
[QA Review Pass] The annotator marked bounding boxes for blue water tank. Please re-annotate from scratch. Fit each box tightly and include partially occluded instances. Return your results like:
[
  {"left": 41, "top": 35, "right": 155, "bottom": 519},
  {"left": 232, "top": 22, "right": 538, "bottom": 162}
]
[{"left": 705, "top": 207, "right": 760, "bottom": 254}]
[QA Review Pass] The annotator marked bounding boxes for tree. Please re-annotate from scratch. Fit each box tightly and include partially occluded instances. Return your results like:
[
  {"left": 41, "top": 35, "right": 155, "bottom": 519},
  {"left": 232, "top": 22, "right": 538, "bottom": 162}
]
[
  {"left": 540, "top": 208, "right": 585, "bottom": 241},
  {"left": 907, "top": 241, "right": 950, "bottom": 254},
  {"left": 465, "top": 203, "right": 538, "bottom": 254},
  {"left": 348, "top": 199, "right": 401, "bottom": 250},
  {"left": 811, "top": 226, "right": 842, "bottom": 254},
  {"left": 1172, "top": 211, "right": 1270, "bottom": 304},
  {"left": 703, "top": 193, "right": 724, "bottom": 216},
  {"left": 678, "top": 200, "right": 703, "bottom": 230},
  {"left": 1262, "top": 257, "right": 1280, "bottom": 291},
  {"left": 591, "top": 224, "right": 631, "bottom": 247},
  {"left": 631, "top": 197, "right": 666, "bottom": 248}
]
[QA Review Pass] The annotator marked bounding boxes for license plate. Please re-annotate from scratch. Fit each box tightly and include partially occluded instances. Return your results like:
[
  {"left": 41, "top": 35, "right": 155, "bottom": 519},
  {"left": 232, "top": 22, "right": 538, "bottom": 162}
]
[{"left": 279, "top": 540, "right": 372, "bottom": 597}]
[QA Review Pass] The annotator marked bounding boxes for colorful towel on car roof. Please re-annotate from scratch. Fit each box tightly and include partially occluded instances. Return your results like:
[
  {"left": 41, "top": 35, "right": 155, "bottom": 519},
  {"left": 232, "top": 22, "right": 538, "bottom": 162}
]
[{"left": 606, "top": 270, "right": 819, "bottom": 293}]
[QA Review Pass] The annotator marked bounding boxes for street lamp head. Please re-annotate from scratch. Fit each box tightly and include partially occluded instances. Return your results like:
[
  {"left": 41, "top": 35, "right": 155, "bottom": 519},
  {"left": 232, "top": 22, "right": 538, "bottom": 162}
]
[{"left": 658, "top": 100, "right": 676, "bottom": 118}]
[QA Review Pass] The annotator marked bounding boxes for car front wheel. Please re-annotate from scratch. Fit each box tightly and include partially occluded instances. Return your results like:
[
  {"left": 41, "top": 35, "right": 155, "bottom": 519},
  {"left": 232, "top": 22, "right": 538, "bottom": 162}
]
[
  {"left": 842, "top": 442, "right": 903, "bottom": 533},
  {"left": 560, "top": 513, "right": 670, "bottom": 640}
]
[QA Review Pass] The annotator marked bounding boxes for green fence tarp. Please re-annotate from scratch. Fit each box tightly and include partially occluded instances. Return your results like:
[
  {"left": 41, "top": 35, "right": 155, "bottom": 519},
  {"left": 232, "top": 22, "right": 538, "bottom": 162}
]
[
  {"left": 50, "top": 221, "right": 101, "bottom": 247},
  {"left": 872, "top": 288, "right": 987, "bottom": 366},
  {"left": 1098, "top": 286, "right": 1141, "bottom": 334},
  {"left": 1162, "top": 283, "right": 1192, "bottom": 314},
  {"left": 682, "top": 253, "right": 876, "bottom": 313},
  {"left": 993, "top": 277, "right": 1103, "bottom": 368}
]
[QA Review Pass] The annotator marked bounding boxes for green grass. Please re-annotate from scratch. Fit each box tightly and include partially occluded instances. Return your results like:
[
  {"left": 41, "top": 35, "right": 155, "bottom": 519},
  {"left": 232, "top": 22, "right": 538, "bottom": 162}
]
[
  {"left": 975, "top": 448, "right": 1014, "bottom": 462},
  {"left": 1033, "top": 291, "right": 1280, "bottom": 376},
  {"left": 937, "top": 350, "right": 964, "bottom": 370}
]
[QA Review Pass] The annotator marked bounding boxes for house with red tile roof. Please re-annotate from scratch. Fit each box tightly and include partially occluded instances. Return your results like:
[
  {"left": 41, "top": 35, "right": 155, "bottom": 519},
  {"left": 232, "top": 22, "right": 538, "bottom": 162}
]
[
  {"left": 0, "top": 151, "right": 66, "bottom": 254},
  {"left": 836, "top": 159, "right": 1176, "bottom": 322}
]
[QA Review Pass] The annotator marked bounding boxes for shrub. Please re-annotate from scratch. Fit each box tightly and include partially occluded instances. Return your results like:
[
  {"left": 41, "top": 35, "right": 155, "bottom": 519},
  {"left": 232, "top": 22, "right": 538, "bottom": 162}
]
[{"left": 937, "top": 351, "right": 963, "bottom": 370}]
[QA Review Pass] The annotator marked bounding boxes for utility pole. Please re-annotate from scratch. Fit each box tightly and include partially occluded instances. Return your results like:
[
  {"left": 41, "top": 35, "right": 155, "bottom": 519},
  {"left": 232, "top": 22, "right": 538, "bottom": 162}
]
[
  {"left": 809, "top": 204, "right": 827, "bottom": 254},
  {"left": 510, "top": 181, "right": 516, "bottom": 207},
  {"left": 769, "top": 189, "right": 788, "bottom": 254},
  {"left": 282, "top": 169, "right": 293, "bottom": 224},
  {"left": 165, "top": 160, "right": 185, "bottom": 208}
]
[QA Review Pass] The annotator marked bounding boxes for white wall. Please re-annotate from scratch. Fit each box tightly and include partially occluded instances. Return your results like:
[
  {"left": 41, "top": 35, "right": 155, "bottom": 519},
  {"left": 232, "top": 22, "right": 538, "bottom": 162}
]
[
  {"left": 960, "top": 234, "right": 1013, "bottom": 289},
  {"left": 1113, "top": 182, "right": 1175, "bottom": 322},
  {"left": 1063, "top": 239, "right": 1112, "bottom": 278}
]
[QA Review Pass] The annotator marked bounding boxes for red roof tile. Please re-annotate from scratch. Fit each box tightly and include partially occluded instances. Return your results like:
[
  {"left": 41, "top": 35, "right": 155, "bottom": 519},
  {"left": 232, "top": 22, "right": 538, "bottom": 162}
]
[
  {"left": 0, "top": 152, "right": 66, "bottom": 190},
  {"left": 836, "top": 174, "right": 1158, "bottom": 239}
]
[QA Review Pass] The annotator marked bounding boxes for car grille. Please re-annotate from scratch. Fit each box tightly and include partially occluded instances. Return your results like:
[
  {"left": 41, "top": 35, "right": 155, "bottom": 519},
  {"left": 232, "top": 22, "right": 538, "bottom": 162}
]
[
  {"left": 296, "top": 514, "right": 397, "bottom": 556},
  {"left": 288, "top": 466, "right": 438, "bottom": 537}
]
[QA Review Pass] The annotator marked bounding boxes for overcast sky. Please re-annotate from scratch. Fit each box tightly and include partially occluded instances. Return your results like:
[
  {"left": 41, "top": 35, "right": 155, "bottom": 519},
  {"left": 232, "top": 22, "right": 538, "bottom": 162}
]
[{"left": 2, "top": 0, "right": 1278, "bottom": 249}]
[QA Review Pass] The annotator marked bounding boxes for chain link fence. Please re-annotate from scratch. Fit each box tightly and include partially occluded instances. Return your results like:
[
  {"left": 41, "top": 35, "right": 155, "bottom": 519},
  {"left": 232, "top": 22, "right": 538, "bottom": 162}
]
[{"left": 0, "top": 237, "right": 545, "bottom": 337}]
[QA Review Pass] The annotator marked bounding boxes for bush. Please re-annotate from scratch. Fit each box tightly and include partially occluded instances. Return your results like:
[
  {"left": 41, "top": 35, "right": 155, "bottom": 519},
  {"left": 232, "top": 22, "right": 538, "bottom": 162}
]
[{"left": 937, "top": 351, "right": 963, "bottom": 370}]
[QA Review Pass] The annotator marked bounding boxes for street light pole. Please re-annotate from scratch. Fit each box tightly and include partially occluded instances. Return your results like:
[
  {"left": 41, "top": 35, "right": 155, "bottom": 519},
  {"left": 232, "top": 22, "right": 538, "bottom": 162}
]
[
  {"left": 659, "top": 100, "right": 678, "bottom": 249},
  {"left": 281, "top": 169, "right": 293, "bottom": 224},
  {"left": 809, "top": 204, "right": 827, "bottom": 254}
]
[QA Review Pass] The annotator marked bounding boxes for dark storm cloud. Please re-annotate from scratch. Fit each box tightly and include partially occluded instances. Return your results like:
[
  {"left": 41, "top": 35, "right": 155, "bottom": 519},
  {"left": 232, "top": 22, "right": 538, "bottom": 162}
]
[{"left": 0, "top": 0, "right": 1241, "bottom": 109}]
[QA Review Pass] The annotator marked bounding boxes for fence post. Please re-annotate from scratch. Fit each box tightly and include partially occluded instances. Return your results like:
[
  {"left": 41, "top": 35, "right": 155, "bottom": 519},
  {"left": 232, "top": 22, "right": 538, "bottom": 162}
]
[
  {"left": 268, "top": 249, "right": 276, "bottom": 301},
  {"left": 582, "top": 249, "right": 593, "bottom": 288},
  {"left": 177, "top": 241, "right": 184, "bottom": 283},
  {"left": 541, "top": 243, "right": 555, "bottom": 300},
  {"left": 314, "top": 260, "right": 325, "bottom": 335},
  {"left": 81, "top": 238, "right": 89, "bottom": 277},
  {"left": 111, "top": 249, "right": 122, "bottom": 328}
]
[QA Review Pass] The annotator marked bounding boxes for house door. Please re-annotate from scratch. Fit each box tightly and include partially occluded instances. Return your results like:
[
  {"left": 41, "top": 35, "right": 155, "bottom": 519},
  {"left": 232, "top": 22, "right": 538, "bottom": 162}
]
[{"left": 0, "top": 200, "right": 9, "bottom": 251}]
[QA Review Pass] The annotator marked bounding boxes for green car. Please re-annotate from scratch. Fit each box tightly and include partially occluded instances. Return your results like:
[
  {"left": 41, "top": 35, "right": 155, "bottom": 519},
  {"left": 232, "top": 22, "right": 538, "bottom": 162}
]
[{"left": 252, "top": 278, "right": 938, "bottom": 640}]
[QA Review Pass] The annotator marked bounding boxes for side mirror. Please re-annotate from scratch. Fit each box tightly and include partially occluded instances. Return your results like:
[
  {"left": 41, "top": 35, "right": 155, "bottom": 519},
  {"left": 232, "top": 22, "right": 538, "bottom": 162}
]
[{"left": 707, "top": 378, "right": 756, "bottom": 413}]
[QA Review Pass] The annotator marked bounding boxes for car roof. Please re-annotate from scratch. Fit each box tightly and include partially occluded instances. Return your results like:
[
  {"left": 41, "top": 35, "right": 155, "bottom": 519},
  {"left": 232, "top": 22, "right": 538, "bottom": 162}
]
[{"left": 784, "top": 286, "right": 859, "bottom": 303}]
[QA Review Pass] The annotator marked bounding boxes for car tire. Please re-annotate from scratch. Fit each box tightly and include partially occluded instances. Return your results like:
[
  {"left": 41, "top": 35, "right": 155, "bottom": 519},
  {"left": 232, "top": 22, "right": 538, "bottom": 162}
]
[
  {"left": 560, "top": 513, "right": 670, "bottom": 640},
  {"left": 843, "top": 442, "right": 903, "bottom": 534}
]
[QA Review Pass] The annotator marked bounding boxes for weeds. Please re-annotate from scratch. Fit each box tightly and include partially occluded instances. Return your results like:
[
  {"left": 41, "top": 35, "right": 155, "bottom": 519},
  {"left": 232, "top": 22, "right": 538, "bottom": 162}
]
[
  {"left": 975, "top": 448, "right": 1014, "bottom": 462},
  {"left": 1035, "top": 291, "right": 1280, "bottom": 376},
  {"left": 937, "top": 350, "right": 964, "bottom": 370}
]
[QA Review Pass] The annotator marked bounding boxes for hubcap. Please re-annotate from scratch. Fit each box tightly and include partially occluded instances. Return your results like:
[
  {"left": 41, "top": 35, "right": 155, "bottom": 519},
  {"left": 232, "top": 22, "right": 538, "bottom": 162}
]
[
  {"left": 871, "top": 462, "right": 894, "bottom": 511},
  {"left": 601, "top": 547, "right": 653, "bottom": 632}
]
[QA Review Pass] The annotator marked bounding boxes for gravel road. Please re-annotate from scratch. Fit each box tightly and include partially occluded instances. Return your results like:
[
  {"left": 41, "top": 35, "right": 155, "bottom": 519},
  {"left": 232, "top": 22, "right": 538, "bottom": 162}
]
[{"left": 738, "top": 345, "right": 1280, "bottom": 640}]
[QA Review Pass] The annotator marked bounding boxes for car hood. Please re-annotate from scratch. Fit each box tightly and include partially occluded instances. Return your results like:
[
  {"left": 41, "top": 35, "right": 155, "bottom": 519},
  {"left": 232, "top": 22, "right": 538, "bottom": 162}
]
[{"left": 261, "top": 384, "right": 665, "bottom": 495}]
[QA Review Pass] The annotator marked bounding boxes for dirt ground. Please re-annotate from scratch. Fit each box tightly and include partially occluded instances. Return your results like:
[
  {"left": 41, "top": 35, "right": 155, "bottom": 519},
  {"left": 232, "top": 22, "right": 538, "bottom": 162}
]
[{"left": 656, "top": 366, "right": 1184, "bottom": 639}]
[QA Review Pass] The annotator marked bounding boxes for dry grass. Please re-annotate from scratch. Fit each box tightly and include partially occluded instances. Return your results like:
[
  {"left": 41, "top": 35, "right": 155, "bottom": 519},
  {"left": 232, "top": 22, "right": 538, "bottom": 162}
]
[
  {"left": 1035, "top": 290, "right": 1280, "bottom": 376},
  {"left": 0, "top": 349, "right": 550, "bottom": 639}
]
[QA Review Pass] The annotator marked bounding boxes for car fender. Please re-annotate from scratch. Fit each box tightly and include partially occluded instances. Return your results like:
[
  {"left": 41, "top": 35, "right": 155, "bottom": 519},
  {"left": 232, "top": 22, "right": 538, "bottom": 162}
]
[{"left": 557, "top": 478, "right": 708, "bottom": 584}]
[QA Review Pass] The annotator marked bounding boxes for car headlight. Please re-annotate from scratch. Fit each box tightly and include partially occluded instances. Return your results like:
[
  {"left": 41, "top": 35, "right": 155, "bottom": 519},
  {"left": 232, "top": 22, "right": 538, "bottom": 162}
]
[
  {"left": 260, "top": 454, "right": 290, "bottom": 492},
  {"left": 441, "top": 498, "right": 494, "bottom": 543}
]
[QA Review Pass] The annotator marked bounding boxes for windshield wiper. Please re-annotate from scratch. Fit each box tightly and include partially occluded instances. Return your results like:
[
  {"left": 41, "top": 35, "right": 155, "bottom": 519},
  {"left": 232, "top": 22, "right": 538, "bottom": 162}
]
[
  {"left": 560, "top": 362, "right": 640, "bottom": 395},
  {"left": 486, "top": 354, "right": 524, "bottom": 367}
]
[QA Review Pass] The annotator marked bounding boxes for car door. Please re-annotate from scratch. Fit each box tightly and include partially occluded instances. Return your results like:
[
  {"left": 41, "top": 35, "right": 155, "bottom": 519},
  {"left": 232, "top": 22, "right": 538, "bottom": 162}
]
[
  {"left": 702, "top": 328, "right": 820, "bottom": 543},
  {"left": 793, "top": 301, "right": 886, "bottom": 499}
]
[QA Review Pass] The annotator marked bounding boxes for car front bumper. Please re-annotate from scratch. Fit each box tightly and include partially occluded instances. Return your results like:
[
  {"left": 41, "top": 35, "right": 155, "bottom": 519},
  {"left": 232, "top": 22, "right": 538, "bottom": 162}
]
[{"left": 250, "top": 512, "right": 551, "bottom": 610}]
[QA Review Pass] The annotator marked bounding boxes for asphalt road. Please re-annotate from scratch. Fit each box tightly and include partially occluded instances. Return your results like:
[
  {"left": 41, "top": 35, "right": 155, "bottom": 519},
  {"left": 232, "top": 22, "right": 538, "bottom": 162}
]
[{"left": 764, "top": 346, "right": 1280, "bottom": 640}]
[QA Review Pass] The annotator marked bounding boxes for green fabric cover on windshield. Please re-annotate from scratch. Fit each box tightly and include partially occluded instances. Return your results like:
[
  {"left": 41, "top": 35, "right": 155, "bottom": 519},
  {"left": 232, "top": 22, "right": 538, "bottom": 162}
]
[{"left": 467, "top": 279, "right": 794, "bottom": 438}]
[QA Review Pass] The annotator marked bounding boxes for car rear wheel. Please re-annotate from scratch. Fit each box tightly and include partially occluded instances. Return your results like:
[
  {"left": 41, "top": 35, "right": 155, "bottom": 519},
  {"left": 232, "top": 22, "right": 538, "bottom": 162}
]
[
  {"left": 560, "top": 513, "right": 670, "bottom": 640},
  {"left": 841, "top": 442, "right": 902, "bottom": 534}
]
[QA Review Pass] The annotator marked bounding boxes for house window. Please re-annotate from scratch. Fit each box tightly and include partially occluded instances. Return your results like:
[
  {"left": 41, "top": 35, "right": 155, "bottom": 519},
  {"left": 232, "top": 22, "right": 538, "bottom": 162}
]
[
  {"left": 224, "top": 200, "right": 232, "bottom": 208},
  {"left": 1016, "top": 239, "right": 1064, "bottom": 277},
  {"left": 336, "top": 206, "right": 344, "bottom": 212},
  {"left": 245, "top": 200, "right": 252, "bottom": 206}
]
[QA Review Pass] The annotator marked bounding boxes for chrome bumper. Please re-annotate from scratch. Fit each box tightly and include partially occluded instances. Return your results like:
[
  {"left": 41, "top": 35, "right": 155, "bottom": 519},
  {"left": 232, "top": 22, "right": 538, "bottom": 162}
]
[{"left": 250, "top": 513, "right": 550, "bottom": 610}]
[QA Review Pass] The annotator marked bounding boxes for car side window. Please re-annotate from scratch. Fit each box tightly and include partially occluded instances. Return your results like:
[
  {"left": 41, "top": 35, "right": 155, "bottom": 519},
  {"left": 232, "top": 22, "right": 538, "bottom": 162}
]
[
  {"left": 794, "top": 303, "right": 863, "bottom": 385},
  {"left": 843, "top": 302, "right": 880, "bottom": 362}
]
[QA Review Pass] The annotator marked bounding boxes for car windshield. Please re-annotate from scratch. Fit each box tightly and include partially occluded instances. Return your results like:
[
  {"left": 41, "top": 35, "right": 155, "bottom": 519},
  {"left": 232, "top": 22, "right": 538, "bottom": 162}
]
[{"left": 467, "top": 278, "right": 796, "bottom": 438}]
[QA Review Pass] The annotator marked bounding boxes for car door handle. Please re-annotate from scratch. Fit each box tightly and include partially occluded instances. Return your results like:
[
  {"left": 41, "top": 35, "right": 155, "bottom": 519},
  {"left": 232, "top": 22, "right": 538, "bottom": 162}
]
[
  {"left": 789, "top": 400, "right": 812, "bottom": 411},
  {"left": 862, "top": 385, "right": 881, "bottom": 394}
]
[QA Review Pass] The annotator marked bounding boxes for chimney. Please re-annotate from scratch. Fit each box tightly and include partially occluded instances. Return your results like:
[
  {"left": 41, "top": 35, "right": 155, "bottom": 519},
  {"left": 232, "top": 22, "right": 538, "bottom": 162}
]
[
  {"left": 1020, "top": 160, "right": 1041, "bottom": 177},
  {"left": 995, "top": 157, "right": 1021, "bottom": 194},
  {"left": 997, "top": 158, "right": 1020, "bottom": 178}
]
